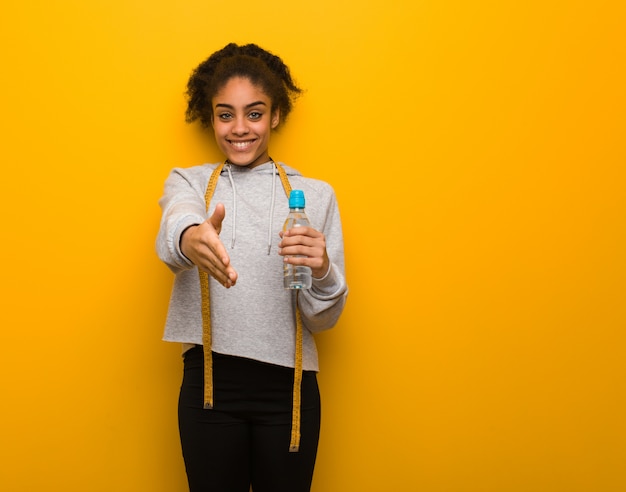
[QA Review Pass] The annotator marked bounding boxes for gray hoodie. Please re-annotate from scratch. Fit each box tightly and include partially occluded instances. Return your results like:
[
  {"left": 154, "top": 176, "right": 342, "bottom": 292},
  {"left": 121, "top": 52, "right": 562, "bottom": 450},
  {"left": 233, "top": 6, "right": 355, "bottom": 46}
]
[{"left": 156, "top": 161, "right": 348, "bottom": 371}]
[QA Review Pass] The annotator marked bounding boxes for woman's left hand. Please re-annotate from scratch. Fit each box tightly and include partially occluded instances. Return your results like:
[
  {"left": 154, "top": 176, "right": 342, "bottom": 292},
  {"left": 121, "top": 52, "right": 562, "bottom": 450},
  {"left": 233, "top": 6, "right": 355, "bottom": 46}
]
[{"left": 278, "top": 226, "right": 330, "bottom": 279}]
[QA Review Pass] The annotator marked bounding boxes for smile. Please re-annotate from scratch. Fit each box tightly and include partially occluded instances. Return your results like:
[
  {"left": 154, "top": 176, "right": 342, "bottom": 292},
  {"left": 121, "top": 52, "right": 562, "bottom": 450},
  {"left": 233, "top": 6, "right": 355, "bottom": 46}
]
[{"left": 228, "top": 139, "right": 256, "bottom": 150}]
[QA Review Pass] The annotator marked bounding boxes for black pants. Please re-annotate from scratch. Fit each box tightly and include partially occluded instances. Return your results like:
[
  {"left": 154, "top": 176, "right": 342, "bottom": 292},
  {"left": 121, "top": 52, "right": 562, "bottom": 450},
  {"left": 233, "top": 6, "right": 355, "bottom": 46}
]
[{"left": 178, "top": 346, "right": 321, "bottom": 492}]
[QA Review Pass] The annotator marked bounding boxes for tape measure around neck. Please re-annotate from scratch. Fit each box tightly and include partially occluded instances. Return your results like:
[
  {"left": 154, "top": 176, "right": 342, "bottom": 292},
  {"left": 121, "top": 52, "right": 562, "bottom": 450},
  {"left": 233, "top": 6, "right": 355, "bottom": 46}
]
[{"left": 199, "top": 160, "right": 304, "bottom": 452}]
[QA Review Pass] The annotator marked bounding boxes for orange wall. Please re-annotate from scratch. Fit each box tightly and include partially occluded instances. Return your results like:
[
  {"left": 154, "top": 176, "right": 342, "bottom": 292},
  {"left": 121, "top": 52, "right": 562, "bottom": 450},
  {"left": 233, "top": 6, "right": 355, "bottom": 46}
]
[{"left": 1, "top": 1, "right": 625, "bottom": 491}]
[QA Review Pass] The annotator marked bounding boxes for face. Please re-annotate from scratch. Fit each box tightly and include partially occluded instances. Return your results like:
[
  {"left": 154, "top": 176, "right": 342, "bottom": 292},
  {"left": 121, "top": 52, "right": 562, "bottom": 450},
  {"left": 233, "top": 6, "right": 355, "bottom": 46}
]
[{"left": 211, "top": 77, "right": 280, "bottom": 168}]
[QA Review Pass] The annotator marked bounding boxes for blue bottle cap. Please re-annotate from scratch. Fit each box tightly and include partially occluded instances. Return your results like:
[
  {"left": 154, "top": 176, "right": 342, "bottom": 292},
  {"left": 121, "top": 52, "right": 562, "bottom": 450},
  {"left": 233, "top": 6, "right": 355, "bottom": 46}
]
[{"left": 289, "top": 189, "right": 305, "bottom": 208}]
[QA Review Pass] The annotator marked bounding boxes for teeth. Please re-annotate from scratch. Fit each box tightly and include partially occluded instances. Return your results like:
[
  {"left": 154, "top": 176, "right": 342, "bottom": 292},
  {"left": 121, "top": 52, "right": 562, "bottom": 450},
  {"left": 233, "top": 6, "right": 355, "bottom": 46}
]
[{"left": 231, "top": 141, "right": 252, "bottom": 149}]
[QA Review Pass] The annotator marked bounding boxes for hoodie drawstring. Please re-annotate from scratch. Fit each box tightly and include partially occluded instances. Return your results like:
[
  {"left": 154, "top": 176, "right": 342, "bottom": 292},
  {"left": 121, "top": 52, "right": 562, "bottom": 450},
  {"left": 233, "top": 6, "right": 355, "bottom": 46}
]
[
  {"left": 198, "top": 161, "right": 304, "bottom": 453},
  {"left": 268, "top": 163, "right": 277, "bottom": 254},
  {"left": 224, "top": 161, "right": 278, "bottom": 253},
  {"left": 225, "top": 163, "right": 237, "bottom": 249}
]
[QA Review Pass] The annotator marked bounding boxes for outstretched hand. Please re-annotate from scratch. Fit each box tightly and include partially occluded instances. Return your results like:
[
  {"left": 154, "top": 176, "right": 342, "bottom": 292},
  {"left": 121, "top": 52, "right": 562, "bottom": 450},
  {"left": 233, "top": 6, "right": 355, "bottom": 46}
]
[
  {"left": 181, "top": 203, "right": 238, "bottom": 288},
  {"left": 278, "top": 226, "right": 330, "bottom": 279}
]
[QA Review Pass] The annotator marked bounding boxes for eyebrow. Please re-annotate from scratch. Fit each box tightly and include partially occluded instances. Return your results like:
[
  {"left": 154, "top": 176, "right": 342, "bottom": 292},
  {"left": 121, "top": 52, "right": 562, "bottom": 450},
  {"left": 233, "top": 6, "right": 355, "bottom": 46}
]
[{"left": 214, "top": 101, "right": 267, "bottom": 110}]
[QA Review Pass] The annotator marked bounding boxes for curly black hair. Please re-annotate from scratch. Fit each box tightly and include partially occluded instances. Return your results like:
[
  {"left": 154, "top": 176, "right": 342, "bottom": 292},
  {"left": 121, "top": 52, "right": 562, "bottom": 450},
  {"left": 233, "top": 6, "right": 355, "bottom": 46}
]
[{"left": 185, "top": 43, "right": 303, "bottom": 128}]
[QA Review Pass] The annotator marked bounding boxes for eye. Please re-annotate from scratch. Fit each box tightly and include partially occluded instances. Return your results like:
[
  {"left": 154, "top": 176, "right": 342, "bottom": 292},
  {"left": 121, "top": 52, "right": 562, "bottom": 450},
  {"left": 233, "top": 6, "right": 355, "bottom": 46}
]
[
  {"left": 248, "top": 111, "right": 263, "bottom": 120},
  {"left": 218, "top": 112, "right": 233, "bottom": 121}
]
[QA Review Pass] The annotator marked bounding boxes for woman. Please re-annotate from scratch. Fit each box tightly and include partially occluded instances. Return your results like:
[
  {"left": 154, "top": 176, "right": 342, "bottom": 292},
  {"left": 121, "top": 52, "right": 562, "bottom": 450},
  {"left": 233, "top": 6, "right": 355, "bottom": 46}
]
[{"left": 156, "top": 43, "right": 348, "bottom": 491}]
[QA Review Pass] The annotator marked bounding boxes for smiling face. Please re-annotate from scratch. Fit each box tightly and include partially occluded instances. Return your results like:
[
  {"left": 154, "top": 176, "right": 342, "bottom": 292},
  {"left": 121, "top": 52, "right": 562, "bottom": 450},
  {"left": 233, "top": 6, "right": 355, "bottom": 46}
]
[{"left": 211, "top": 76, "right": 280, "bottom": 168}]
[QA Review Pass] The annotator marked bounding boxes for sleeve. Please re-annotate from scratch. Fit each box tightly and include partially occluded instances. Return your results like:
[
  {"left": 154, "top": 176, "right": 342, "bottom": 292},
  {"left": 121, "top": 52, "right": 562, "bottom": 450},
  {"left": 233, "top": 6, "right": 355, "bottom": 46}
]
[
  {"left": 298, "top": 186, "right": 349, "bottom": 333},
  {"left": 156, "top": 167, "right": 208, "bottom": 274}
]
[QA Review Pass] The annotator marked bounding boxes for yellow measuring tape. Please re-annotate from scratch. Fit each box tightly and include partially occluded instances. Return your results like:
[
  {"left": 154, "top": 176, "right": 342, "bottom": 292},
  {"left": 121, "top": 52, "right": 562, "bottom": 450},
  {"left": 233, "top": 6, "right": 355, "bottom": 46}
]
[{"left": 199, "top": 161, "right": 304, "bottom": 452}]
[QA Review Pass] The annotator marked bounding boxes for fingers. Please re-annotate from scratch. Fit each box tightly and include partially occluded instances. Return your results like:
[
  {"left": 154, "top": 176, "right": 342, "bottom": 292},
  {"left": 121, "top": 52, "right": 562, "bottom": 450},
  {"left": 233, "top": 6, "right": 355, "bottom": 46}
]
[
  {"left": 279, "top": 225, "right": 323, "bottom": 241},
  {"left": 278, "top": 226, "right": 329, "bottom": 277},
  {"left": 180, "top": 210, "right": 238, "bottom": 288},
  {"left": 202, "top": 203, "right": 238, "bottom": 287},
  {"left": 279, "top": 226, "right": 323, "bottom": 247},
  {"left": 197, "top": 238, "right": 238, "bottom": 288}
]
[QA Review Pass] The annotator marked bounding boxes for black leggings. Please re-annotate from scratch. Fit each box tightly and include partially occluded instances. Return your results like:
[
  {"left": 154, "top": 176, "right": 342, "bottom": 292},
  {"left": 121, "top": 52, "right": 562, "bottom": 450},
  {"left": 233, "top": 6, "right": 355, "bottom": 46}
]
[{"left": 178, "top": 347, "right": 321, "bottom": 492}]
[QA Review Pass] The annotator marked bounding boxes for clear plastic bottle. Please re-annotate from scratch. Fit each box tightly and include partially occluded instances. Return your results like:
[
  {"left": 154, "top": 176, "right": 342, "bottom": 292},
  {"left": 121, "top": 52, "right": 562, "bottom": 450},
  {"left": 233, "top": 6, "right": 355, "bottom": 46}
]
[{"left": 283, "top": 190, "right": 313, "bottom": 289}]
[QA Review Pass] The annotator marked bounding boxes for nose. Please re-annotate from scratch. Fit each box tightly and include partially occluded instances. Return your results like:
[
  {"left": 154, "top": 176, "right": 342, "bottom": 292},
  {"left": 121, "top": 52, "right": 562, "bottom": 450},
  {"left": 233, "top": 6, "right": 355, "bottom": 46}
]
[{"left": 232, "top": 116, "right": 249, "bottom": 136}]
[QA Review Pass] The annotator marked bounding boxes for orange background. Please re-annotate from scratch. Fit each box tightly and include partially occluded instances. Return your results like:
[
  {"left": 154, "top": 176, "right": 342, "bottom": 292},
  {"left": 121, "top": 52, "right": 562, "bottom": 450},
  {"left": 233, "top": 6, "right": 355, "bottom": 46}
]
[{"left": 1, "top": 1, "right": 625, "bottom": 491}]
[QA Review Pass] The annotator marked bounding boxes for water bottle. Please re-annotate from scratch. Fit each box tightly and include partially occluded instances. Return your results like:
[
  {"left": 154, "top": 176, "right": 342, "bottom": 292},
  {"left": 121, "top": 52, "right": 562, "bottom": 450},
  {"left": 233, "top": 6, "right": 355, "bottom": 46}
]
[{"left": 283, "top": 190, "right": 312, "bottom": 289}]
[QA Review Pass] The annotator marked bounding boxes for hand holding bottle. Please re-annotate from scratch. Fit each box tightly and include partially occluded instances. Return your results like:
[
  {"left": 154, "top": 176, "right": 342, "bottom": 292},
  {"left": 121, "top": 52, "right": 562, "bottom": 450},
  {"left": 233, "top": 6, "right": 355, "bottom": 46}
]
[
  {"left": 279, "top": 190, "right": 330, "bottom": 289},
  {"left": 279, "top": 227, "right": 330, "bottom": 278}
]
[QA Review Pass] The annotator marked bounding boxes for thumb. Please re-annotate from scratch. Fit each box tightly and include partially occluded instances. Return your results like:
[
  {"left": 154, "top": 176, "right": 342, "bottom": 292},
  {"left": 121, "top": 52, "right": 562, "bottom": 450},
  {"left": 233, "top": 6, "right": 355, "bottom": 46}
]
[{"left": 208, "top": 202, "right": 226, "bottom": 234}]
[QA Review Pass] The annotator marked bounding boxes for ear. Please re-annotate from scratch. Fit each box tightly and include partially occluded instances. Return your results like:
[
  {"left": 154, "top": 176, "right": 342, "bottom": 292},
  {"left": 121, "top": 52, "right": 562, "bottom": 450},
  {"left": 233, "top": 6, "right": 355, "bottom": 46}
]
[{"left": 271, "top": 109, "right": 280, "bottom": 129}]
